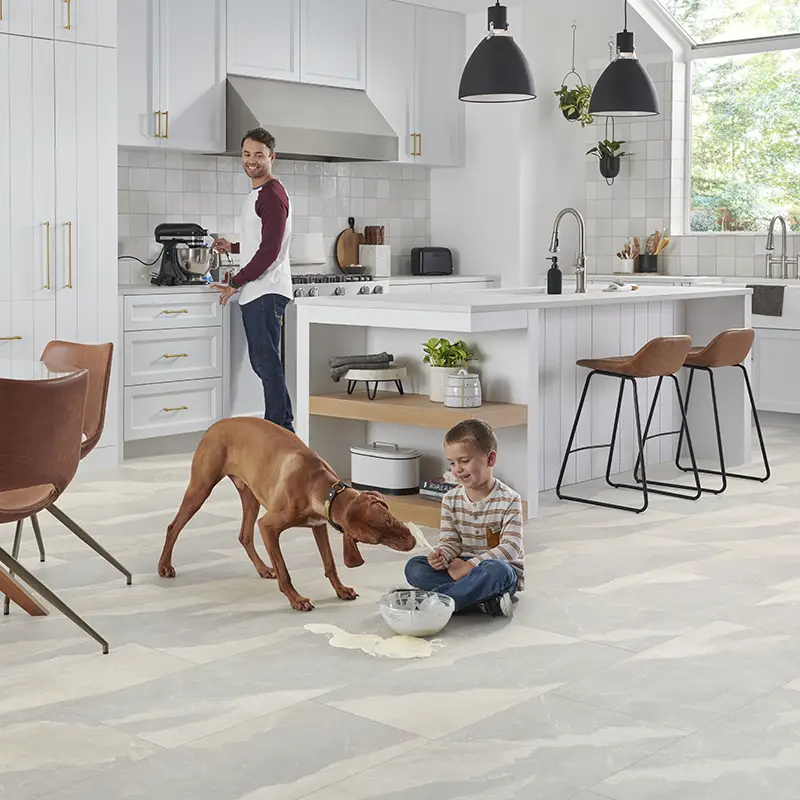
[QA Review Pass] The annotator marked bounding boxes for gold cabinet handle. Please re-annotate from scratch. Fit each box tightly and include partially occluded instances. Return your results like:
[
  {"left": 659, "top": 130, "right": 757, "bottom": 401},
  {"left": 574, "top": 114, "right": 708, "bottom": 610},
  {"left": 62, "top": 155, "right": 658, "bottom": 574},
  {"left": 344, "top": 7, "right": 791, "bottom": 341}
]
[
  {"left": 162, "top": 353, "right": 188, "bottom": 359},
  {"left": 155, "top": 110, "right": 162, "bottom": 138},
  {"left": 1, "top": 1, "right": 4, "bottom": 22},
  {"left": 162, "top": 308, "right": 189, "bottom": 315},
  {"left": 66, "top": 221, "right": 73, "bottom": 288},
  {"left": 162, "top": 405, "right": 188, "bottom": 412},
  {"left": 418, "top": 132, "right": 422, "bottom": 158},
  {"left": 410, "top": 133, "right": 417, "bottom": 157},
  {"left": 163, "top": 110, "right": 169, "bottom": 139},
  {"left": 44, "top": 222, "right": 51, "bottom": 289},
  {"left": 64, "top": 0, "right": 71, "bottom": 30},
  {"left": 0, "top": 336, "right": 22, "bottom": 341}
]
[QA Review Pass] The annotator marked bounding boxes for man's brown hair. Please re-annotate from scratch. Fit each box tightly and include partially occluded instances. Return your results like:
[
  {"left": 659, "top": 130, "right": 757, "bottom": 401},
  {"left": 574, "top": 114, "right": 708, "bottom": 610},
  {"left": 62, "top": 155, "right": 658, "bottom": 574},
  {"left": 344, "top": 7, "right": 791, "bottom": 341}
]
[
  {"left": 444, "top": 419, "right": 498, "bottom": 454},
  {"left": 241, "top": 127, "right": 276, "bottom": 152}
]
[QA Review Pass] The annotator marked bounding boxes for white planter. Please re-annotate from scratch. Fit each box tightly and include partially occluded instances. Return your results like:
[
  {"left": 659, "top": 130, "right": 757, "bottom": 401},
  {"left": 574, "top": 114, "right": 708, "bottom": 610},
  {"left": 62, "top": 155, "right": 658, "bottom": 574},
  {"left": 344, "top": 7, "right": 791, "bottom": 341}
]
[{"left": 428, "top": 366, "right": 458, "bottom": 403}]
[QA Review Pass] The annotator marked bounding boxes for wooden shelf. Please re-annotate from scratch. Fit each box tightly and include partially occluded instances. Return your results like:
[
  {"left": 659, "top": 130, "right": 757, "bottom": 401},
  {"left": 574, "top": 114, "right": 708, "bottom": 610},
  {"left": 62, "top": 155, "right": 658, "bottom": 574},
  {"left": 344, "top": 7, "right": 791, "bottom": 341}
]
[
  {"left": 383, "top": 492, "right": 529, "bottom": 528},
  {"left": 309, "top": 391, "right": 527, "bottom": 429}
]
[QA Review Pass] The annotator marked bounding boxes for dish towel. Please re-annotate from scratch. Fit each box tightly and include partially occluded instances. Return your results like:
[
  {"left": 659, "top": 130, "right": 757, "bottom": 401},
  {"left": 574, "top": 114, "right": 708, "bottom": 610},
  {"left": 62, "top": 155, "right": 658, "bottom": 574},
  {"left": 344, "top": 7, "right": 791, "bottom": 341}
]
[
  {"left": 329, "top": 352, "right": 394, "bottom": 368},
  {"left": 747, "top": 285, "right": 785, "bottom": 317}
]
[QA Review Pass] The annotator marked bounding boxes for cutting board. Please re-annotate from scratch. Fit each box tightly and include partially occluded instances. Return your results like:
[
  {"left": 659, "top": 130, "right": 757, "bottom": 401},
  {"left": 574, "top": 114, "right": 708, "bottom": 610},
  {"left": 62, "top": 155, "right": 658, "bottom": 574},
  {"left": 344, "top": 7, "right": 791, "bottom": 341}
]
[{"left": 336, "top": 217, "right": 364, "bottom": 267}]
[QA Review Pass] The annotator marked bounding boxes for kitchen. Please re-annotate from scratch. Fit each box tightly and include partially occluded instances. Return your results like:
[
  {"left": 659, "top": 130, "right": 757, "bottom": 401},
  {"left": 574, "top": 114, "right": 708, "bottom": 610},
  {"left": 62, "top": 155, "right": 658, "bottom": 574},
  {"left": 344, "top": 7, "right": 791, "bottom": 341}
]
[{"left": 2, "top": 1, "right": 800, "bottom": 797}]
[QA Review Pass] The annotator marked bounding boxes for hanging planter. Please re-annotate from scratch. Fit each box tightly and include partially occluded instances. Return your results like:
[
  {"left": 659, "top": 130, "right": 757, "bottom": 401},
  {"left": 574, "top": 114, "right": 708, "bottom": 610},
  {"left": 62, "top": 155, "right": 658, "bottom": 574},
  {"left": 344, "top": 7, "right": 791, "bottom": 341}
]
[
  {"left": 587, "top": 139, "right": 631, "bottom": 185},
  {"left": 553, "top": 24, "right": 593, "bottom": 127}
]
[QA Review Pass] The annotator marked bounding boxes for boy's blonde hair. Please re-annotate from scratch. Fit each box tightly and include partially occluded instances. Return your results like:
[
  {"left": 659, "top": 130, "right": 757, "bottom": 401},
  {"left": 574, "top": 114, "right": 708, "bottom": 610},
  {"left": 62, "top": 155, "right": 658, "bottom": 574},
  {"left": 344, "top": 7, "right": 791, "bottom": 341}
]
[{"left": 444, "top": 419, "right": 498, "bottom": 454}]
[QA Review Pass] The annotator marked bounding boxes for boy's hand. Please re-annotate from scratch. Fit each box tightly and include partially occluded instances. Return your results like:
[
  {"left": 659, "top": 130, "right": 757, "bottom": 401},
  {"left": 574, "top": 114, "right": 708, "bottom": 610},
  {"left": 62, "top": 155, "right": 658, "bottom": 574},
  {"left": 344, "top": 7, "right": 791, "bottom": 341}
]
[
  {"left": 447, "top": 558, "right": 475, "bottom": 581},
  {"left": 427, "top": 548, "right": 447, "bottom": 571}
]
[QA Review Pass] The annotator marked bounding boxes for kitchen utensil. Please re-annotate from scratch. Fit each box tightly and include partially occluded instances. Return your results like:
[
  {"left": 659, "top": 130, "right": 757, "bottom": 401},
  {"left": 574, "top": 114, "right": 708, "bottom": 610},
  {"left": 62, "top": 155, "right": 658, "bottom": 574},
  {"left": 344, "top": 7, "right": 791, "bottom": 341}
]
[
  {"left": 350, "top": 442, "right": 420, "bottom": 494},
  {"left": 336, "top": 217, "right": 364, "bottom": 269},
  {"left": 378, "top": 589, "right": 454, "bottom": 637},
  {"left": 151, "top": 223, "right": 213, "bottom": 286},
  {"left": 655, "top": 236, "right": 670, "bottom": 255},
  {"left": 340, "top": 264, "right": 367, "bottom": 275},
  {"left": 444, "top": 369, "right": 482, "bottom": 409}
]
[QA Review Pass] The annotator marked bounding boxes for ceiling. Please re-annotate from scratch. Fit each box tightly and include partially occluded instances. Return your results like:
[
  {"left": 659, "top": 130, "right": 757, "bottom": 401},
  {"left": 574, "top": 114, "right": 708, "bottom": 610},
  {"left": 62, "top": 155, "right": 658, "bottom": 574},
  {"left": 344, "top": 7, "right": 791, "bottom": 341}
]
[{"left": 392, "top": 0, "right": 520, "bottom": 13}]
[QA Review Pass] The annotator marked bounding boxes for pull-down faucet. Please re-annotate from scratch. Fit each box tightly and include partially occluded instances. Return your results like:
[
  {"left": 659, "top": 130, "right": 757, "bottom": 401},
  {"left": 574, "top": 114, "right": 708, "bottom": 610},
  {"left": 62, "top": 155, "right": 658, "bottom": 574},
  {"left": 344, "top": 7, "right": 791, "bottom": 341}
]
[
  {"left": 549, "top": 208, "right": 587, "bottom": 293},
  {"left": 765, "top": 215, "right": 798, "bottom": 279}
]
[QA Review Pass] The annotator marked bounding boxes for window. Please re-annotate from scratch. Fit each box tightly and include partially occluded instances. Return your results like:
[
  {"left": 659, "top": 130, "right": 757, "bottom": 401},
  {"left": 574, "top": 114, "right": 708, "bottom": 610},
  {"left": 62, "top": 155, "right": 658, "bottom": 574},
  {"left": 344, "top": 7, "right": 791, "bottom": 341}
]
[
  {"left": 689, "top": 47, "right": 800, "bottom": 232},
  {"left": 658, "top": 0, "right": 800, "bottom": 45}
]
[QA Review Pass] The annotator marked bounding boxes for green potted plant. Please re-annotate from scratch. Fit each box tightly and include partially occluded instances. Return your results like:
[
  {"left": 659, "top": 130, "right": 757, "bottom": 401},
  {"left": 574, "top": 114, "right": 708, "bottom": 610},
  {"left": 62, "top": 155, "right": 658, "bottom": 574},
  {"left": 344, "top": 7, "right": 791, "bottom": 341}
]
[
  {"left": 554, "top": 83, "right": 593, "bottom": 127},
  {"left": 422, "top": 337, "right": 477, "bottom": 403},
  {"left": 587, "top": 139, "right": 632, "bottom": 180}
]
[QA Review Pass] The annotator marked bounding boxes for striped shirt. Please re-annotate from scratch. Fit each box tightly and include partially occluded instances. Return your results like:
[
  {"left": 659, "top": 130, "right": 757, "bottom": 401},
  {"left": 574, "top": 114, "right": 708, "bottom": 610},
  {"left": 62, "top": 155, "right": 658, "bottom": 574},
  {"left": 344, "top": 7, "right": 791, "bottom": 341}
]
[{"left": 438, "top": 479, "right": 525, "bottom": 589}]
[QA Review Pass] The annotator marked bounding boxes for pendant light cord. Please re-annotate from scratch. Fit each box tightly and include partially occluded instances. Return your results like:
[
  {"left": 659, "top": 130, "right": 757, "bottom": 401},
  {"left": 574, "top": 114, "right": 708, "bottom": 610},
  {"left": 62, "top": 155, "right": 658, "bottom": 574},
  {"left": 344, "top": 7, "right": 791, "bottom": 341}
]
[
  {"left": 571, "top": 22, "right": 576, "bottom": 72},
  {"left": 623, "top": 0, "right": 628, "bottom": 32}
]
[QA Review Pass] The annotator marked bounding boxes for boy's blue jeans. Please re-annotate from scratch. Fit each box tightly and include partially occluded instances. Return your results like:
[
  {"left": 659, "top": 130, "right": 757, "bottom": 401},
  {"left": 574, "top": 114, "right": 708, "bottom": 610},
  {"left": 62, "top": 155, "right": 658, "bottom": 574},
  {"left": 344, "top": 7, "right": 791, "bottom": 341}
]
[{"left": 404, "top": 556, "right": 518, "bottom": 612}]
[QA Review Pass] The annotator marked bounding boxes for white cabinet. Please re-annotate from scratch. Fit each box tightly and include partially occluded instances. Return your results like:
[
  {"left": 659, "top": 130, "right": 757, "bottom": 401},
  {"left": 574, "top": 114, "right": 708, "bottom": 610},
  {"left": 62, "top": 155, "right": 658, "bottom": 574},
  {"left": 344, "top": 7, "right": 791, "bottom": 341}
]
[
  {"left": 226, "top": 0, "right": 365, "bottom": 89},
  {"left": 117, "top": 0, "right": 224, "bottom": 152},
  {"left": 227, "top": 0, "right": 300, "bottom": 81},
  {"left": 55, "top": 0, "right": 116, "bottom": 47},
  {"left": 752, "top": 328, "right": 800, "bottom": 413},
  {"left": 0, "top": 1, "right": 53, "bottom": 38},
  {"left": 300, "top": 0, "right": 366, "bottom": 90},
  {"left": 366, "top": 0, "right": 465, "bottom": 167}
]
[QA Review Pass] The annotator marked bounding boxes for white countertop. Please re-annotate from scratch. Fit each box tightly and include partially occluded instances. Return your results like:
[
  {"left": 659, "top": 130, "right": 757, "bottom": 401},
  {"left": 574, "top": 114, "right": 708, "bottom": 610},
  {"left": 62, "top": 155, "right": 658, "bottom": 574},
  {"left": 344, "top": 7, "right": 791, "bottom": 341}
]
[
  {"left": 295, "top": 284, "right": 751, "bottom": 314},
  {"left": 587, "top": 274, "right": 723, "bottom": 284},
  {"left": 386, "top": 275, "right": 498, "bottom": 284}
]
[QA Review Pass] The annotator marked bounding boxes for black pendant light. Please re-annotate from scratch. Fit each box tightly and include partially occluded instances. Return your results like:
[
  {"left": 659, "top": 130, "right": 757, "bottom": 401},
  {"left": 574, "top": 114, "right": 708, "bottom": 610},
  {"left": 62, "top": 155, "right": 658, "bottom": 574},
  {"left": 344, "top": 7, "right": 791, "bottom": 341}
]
[
  {"left": 588, "top": 1, "right": 659, "bottom": 117},
  {"left": 458, "top": 2, "right": 535, "bottom": 103}
]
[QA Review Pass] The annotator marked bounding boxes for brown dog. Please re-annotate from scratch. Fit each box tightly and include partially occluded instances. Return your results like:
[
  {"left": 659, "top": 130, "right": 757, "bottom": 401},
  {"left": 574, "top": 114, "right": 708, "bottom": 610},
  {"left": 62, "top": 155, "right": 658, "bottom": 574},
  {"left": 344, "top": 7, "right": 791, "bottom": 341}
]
[{"left": 157, "top": 417, "right": 416, "bottom": 611}]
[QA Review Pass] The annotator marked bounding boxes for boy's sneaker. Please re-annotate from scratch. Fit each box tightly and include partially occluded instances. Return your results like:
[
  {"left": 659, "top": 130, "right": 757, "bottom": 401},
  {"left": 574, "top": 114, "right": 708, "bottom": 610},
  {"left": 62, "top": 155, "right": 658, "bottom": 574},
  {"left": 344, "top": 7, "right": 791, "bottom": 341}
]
[{"left": 480, "top": 592, "right": 513, "bottom": 618}]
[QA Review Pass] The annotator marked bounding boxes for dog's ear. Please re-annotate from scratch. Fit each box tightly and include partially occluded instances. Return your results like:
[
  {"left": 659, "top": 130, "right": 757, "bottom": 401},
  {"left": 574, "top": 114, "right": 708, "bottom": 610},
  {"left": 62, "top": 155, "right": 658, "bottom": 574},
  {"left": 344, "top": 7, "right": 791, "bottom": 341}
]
[
  {"left": 360, "top": 489, "right": 388, "bottom": 509},
  {"left": 342, "top": 534, "right": 365, "bottom": 568}
]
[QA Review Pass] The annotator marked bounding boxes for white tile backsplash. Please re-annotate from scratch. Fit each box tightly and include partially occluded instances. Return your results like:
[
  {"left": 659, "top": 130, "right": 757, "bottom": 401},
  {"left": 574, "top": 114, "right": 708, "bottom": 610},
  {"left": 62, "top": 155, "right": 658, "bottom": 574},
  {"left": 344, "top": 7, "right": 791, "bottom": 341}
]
[{"left": 118, "top": 149, "right": 431, "bottom": 284}]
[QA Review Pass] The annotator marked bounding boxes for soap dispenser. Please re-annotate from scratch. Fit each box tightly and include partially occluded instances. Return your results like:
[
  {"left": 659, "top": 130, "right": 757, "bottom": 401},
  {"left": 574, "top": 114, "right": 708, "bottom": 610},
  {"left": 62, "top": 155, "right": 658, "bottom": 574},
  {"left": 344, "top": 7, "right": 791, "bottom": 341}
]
[{"left": 546, "top": 256, "right": 562, "bottom": 295}]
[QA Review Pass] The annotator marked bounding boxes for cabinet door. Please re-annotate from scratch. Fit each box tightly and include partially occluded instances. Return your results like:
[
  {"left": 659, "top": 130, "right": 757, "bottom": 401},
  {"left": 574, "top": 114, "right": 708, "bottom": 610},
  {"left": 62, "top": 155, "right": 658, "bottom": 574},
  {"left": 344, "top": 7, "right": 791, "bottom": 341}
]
[
  {"left": 414, "top": 6, "right": 464, "bottom": 167},
  {"left": 2, "top": 0, "right": 54, "bottom": 38},
  {"left": 227, "top": 0, "right": 300, "bottom": 81},
  {"left": 300, "top": 0, "right": 366, "bottom": 90},
  {"left": 55, "top": 0, "right": 116, "bottom": 47},
  {"left": 160, "top": 0, "right": 224, "bottom": 152},
  {"left": 752, "top": 329, "right": 800, "bottom": 413},
  {"left": 366, "top": 0, "right": 415, "bottom": 163},
  {"left": 117, "top": 0, "right": 159, "bottom": 147},
  {"left": 9, "top": 37, "right": 56, "bottom": 313}
]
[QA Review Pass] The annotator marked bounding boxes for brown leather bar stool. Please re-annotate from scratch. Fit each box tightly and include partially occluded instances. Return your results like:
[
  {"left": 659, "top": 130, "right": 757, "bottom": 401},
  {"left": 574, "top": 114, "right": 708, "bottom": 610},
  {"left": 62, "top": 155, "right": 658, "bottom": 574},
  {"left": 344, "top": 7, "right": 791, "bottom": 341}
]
[
  {"left": 556, "top": 335, "right": 701, "bottom": 513},
  {"left": 674, "top": 328, "right": 770, "bottom": 493}
]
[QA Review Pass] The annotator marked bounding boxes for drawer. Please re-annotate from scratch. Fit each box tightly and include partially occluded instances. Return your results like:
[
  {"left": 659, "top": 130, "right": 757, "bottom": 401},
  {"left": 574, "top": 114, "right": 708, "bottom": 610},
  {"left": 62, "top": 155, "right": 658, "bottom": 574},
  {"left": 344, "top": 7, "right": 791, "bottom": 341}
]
[
  {"left": 124, "top": 328, "right": 223, "bottom": 386},
  {"left": 123, "top": 293, "right": 222, "bottom": 331},
  {"left": 123, "top": 378, "right": 222, "bottom": 441}
]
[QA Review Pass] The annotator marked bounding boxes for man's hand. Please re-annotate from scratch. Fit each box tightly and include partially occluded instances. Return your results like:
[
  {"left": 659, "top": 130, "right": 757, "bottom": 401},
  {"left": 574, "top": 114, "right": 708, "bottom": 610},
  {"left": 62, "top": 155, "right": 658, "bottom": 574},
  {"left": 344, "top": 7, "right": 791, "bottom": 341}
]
[
  {"left": 427, "top": 548, "right": 447, "bottom": 571},
  {"left": 213, "top": 283, "right": 239, "bottom": 306},
  {"left": 213, "top": 237, "right": 233, "bottom": 253},
  {"left": 447, "top": 558, "right": 474, "bottom": 581}
]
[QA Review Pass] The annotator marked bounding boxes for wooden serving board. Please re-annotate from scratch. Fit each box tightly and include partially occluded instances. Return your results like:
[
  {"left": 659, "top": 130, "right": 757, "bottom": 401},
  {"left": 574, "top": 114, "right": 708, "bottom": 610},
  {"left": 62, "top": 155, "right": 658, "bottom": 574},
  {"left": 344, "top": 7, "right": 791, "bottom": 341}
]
[{"left": 336, "top": 217, "right": 364, "bottom": 267}]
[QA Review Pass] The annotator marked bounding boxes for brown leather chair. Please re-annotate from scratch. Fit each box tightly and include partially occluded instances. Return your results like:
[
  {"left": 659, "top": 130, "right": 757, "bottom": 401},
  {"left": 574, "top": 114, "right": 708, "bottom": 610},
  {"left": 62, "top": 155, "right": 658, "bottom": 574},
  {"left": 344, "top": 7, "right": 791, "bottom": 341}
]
[
  {"left": 7, "top": 341, "right": 131, "bottom": 612},
  {"left": 556, "top": 336, "right": 701, "bottom": 514},
  {"left": 675, "top": 328, "right": 770, "bottom": 493},
  {"left": 0, "top": 369, "right": 109, "bottom": 653}
]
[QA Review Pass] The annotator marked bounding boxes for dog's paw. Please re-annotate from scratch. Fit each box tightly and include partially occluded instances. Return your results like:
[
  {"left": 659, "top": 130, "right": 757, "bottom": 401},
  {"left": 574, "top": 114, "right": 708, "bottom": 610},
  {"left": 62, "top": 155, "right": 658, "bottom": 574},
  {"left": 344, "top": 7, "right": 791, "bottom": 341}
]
[
  {"left": 336, "top": 586, "right": 358, "bottom": 601},
  {"left": 290, "top": 596, "right": 315, "bottom": 612},
  {"left": 257, "top": 565, "right": 277, "bottom": 579},
  {"left": 158, "top": 563, "right": 176, "bottom": 578}
]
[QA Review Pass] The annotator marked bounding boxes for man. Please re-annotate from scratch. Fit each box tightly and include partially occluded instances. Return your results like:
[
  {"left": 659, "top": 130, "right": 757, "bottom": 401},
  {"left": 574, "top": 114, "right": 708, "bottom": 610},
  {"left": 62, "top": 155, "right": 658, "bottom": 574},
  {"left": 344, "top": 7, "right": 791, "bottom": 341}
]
[{"left": 213, "top": 128, "right": 294, "bottom": 432}]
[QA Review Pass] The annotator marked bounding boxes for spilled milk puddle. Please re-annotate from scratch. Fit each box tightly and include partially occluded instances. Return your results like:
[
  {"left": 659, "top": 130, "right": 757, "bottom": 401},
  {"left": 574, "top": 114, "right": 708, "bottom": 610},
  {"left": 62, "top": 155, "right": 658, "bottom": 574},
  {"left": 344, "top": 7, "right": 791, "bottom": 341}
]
[{"left": 304, "top": 623, "right": 442, "bottom": 659}]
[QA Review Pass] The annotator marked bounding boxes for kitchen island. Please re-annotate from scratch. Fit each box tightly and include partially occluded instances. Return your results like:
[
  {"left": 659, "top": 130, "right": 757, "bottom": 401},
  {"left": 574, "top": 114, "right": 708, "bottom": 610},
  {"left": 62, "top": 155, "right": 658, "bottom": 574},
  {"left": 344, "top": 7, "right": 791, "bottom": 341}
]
[{"left": 294, "top": 284, "right": 752, "bottom": 520}]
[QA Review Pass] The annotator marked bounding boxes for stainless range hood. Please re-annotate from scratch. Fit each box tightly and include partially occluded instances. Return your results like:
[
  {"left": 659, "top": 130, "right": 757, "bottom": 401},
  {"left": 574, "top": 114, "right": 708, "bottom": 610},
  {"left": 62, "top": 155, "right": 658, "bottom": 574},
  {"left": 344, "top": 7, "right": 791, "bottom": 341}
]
[{"left": 225, "top": 76, "right": 399, "bottom": 162}]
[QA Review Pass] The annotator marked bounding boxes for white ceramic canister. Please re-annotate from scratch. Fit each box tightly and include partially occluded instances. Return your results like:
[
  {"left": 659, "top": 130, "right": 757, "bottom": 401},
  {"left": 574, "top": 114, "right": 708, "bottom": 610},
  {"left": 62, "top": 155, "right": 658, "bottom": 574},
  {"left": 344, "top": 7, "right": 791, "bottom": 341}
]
[
  {"left": 350, "top": 442, "right": 421, "bottom": 494},
  {"left": 444, "top": 369, "right": 482, "bottom": 409}
]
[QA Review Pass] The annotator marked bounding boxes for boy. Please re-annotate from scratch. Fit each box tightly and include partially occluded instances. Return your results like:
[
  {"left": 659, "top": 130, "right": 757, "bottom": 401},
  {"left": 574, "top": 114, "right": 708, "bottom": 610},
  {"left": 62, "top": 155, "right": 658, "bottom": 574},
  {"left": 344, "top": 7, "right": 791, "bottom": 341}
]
[{"left": 404, "top": 419, "right": 523, "bottom": 618}]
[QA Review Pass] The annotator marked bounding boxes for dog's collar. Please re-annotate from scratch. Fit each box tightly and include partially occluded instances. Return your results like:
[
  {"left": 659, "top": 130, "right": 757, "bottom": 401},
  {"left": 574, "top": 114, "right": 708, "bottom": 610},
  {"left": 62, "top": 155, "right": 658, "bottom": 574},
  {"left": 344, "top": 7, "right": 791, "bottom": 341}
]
[{"left": 324, "top": 480, "right": 349, "bottom": 532}]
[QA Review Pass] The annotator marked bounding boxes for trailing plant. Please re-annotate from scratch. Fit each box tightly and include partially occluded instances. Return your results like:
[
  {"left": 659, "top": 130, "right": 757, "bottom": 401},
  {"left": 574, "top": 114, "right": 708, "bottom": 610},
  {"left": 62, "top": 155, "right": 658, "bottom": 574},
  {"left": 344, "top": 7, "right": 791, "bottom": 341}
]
[
  {"left": 554, "top": 83, "right": 594, "bottom": 127},
  {"left": 422, "top": 337, "right": 477, "bottom": 368}
]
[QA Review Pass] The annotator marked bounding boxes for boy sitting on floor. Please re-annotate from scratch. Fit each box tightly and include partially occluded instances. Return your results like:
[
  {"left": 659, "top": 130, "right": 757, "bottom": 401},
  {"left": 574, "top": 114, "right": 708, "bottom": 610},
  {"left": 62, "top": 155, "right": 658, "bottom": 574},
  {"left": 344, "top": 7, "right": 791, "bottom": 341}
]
[{"left": 404, "top": 419, "right": 524, "bottom": 618}]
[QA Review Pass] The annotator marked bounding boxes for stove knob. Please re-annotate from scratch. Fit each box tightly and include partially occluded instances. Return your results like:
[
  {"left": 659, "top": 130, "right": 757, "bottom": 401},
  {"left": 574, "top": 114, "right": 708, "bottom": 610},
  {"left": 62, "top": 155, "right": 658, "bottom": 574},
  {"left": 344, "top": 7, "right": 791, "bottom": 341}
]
[
  {"left": 334, "top": 286, "right": 346, "bottom": 296},
  {"left": 308, "top": 286, "right": 319, "bottom": 297},
  {"left": 371, "top": 285, "right": 384, "bottom": 294},
  {"left": 293, "top": 287, "right": 306, "bottom": 298},
  {"left": 359, "top": 285, "right": 371, "bottom": 294}
]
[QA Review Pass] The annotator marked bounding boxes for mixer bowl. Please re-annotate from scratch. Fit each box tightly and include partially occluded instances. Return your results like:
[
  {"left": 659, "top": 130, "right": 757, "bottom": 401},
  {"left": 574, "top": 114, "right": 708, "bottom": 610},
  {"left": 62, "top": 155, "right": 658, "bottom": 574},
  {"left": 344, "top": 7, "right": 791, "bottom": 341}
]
[{"left": 176, "top": 246, "right": 215, "bottom": 276}]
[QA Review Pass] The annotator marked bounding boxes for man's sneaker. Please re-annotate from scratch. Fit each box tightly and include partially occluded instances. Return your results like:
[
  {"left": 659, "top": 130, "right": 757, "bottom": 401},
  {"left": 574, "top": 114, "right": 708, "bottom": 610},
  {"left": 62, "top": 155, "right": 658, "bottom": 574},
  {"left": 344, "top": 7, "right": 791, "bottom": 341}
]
[{"left": 480, "top": 592, "right": 513, "bottom": 618}]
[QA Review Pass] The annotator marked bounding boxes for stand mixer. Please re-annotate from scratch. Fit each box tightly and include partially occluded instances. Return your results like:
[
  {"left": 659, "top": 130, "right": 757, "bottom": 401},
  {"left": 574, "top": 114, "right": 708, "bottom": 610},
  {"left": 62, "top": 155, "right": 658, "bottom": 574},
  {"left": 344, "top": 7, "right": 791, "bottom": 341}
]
[{"left": 151, "top": 223, "right": 217, "bottom": 286}]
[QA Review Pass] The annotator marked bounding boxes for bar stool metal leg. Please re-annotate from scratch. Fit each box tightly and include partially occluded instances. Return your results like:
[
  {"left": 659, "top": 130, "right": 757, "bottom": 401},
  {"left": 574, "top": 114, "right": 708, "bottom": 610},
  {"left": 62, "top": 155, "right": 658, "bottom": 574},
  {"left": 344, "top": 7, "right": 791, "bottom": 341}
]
[
  {"left": 31, "top": 513, "right": 46, "bottom": 562},
  {"left": 3, "top": 519, "right": 24, "bottom": 616}
]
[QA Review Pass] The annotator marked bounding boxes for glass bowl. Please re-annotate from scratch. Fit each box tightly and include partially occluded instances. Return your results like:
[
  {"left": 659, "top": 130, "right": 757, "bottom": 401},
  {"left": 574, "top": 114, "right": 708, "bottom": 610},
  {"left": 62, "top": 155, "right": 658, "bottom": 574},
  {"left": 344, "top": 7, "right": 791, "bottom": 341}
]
[{"left": 378, "top": 589, "right": 455, "bottom": 637}]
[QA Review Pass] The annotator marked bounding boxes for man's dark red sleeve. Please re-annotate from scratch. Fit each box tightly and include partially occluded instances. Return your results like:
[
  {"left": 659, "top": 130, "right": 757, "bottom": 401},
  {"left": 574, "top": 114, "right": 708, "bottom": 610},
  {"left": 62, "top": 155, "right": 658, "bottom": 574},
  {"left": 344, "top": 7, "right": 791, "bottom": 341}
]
[{"left": 231, "top": 182, "right": 288, "bottom": 288}]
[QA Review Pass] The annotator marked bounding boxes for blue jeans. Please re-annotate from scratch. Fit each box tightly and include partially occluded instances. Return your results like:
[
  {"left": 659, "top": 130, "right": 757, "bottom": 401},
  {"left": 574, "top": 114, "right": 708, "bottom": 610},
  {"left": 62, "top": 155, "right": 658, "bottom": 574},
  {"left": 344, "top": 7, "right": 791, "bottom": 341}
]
[
  {"left": 404, "top": 555, "right": 518, "bottom": 612},
  {"left": 240, "top": 293, "right": 294, "bottom": 432}
]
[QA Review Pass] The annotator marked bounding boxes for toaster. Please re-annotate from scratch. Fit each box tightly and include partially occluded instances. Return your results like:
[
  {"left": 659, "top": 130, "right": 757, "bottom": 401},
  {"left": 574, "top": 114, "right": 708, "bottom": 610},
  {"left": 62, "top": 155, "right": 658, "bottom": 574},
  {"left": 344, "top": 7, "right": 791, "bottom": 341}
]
[{"left": 411, "top": 247, "right": 453, "bottom": 276}]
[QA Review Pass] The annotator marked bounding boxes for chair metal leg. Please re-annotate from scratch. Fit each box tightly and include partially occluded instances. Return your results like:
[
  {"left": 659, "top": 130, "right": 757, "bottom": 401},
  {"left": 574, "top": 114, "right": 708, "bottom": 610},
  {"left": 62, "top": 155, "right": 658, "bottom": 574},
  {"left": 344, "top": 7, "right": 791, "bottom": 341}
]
[
  {"left": 46, "top": 504, "right": 133, "bottom": 585},
  {"left": 739, "top": 363, "right": 771, "bottom": 481},
  {"left": 556, "top": 371, "right": 596, "bottom": 496},
  {"left": 604, "top": 378, "right": 626, "bottom": 486},
  {"left": 0, "top": 547, "right": 109, "bottom": 654},
  {"left": 31, "top": 513, "right": 45, "bottom": 562},
  {"left": 3, "top": 519, "right": 24, "bottom": 616},
  {"left": 628, "top": 376, "right": 664, "bottom": 488}
]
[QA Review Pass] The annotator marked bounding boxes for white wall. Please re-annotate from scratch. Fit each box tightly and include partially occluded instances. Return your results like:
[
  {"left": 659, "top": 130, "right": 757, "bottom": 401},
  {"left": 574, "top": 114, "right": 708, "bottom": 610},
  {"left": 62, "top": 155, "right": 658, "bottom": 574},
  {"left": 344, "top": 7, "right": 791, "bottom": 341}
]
[{"left": 430, "top": 0, "right": 671, "bottom": 287}]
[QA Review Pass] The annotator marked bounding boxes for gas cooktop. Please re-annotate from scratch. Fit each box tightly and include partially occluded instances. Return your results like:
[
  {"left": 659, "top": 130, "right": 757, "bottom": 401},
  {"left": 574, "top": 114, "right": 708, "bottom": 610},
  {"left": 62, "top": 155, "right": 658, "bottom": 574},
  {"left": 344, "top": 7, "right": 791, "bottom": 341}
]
[{"left": 292, "top": 273, "right": 373, "bottom": 284}]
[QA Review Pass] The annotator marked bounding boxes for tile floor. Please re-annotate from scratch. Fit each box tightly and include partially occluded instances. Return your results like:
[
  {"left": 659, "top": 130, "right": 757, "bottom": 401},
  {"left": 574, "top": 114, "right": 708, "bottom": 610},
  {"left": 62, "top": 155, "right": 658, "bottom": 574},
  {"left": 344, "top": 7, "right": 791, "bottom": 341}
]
[{"left": 2, "top": 417, "right": 799, "bottom": 799}]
